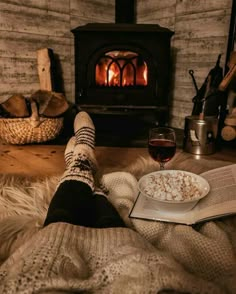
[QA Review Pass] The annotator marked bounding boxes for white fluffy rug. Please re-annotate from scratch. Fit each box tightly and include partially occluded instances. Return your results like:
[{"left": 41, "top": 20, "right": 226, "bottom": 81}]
[
  {"left": 0, "top": 174, "right": 59, "bottom": 265},
  {"left": 0, "top": 156, "right": 158, "bottom": 265}
]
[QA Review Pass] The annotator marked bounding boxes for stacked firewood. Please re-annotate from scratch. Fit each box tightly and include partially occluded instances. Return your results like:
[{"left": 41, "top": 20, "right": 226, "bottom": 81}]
[{"left": 0, "top": 90, "right": 69, "bottom": 119}]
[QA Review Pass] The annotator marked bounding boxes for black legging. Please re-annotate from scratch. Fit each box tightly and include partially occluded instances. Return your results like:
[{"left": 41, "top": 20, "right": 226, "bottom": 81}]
[{"left": 44, "top": 180, "right": 126, "bottom": 228}]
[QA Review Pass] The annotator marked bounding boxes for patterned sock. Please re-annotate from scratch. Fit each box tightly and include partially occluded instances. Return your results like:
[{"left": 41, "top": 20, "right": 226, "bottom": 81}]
[
  {"left": 74, "top": 111, "right": 95, "bottom": 149},
  {"left": 59, "top": 112, "right": 97, "bottom": 191},
  {"left": 74, "top": 112, "right": 109, "bottom": 197},
  {"left": 64, "top": 136, "right": 76, "bottom": 167}
]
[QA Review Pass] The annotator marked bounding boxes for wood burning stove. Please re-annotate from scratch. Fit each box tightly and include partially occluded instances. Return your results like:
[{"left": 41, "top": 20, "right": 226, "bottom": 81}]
[{"left": 71, "top": 3, "right": 174, "bottom": 146}]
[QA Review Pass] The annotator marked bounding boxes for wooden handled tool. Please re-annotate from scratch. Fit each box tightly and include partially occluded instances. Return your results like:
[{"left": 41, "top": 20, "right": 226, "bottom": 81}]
[
  {"left": 199, "top": 75, "right": 211, "bottom": 120},
  {"left": 218, "top": 51, "right": 236, "bottom": 91}
]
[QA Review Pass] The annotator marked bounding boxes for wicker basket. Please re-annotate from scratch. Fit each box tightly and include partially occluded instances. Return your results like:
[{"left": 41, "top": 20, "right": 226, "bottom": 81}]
[{"left": 0, "top": 101, "right": 63, "bottom": 144}]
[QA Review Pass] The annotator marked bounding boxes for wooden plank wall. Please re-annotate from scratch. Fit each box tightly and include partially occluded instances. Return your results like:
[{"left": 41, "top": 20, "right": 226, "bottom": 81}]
[
  {"left": 0, "top": 0, "right": 114, "bottom": 104},
  {"left": 137, "top": 0, "right": 233, "bottom": 128},
  {"left": 0, "top": 0, "right": 233, "bottom": 129}
]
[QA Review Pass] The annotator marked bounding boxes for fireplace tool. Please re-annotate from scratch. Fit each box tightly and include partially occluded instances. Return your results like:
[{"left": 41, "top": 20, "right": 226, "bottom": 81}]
[
  {"left": 184, "top": 54, "right": 225, "bottom": 154},
  {"left": 190, "top": 54, "right": 224, "bottom": 117}
]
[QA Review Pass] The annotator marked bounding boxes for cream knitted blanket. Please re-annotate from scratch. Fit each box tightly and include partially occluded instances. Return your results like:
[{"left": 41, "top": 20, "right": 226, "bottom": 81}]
[{"left": 0, "top": 171, "right": 236, "bottom": 293}]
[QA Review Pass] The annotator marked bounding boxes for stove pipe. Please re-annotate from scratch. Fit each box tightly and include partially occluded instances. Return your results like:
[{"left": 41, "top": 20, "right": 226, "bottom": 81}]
[{"left": 115, "top": 0, "right": 136, "bottom": 24}]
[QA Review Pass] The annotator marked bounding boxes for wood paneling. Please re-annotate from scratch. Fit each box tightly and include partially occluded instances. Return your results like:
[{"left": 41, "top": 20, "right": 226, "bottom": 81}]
[
  {"left": 0, "top": 3, "right": 70, "bottom": 37},
  {"left": 174, "top": 10, "right": 231, "bottom": 40},
  {"left": 137, "top": 0, "right": 176, "bottom": 29},
  {"left": 2, "top": 0, "right": 70, "bottom": 14},
  {"left": 176, "top": 0, "right": 232, "bottom": 15},
  {"left": 71, "top": 0, "right": 114, "bottom": 21}
]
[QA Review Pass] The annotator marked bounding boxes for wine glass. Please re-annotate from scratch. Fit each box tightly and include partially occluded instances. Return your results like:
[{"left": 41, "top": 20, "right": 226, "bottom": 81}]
[{"left": 148, "top": 127, "right": 176, "bottom": 170}]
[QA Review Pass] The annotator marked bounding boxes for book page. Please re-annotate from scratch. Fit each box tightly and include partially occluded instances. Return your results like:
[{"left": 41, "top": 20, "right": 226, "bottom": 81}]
[
  {"left": 197, "top": 164, "right": 236, "bottom": 207},
  {"left": 191, "top": 164, "right": 236, "bottom": 222}
]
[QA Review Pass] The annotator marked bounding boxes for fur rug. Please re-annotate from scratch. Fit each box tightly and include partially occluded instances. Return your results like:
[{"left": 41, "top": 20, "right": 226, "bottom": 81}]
[{"left": 0, "top": 156, "right": 158, "bottom": 265}]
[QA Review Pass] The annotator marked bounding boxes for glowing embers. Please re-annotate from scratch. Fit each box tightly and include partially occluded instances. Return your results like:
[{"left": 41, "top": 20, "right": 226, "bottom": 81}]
[{"left": 96, "top": 50, "right": 148, "bottom": 87}]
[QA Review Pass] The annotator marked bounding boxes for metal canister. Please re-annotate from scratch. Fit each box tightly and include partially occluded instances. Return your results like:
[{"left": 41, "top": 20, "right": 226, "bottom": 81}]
[{"left": 183, "top": 116, "right": 218, "bottom": 155}]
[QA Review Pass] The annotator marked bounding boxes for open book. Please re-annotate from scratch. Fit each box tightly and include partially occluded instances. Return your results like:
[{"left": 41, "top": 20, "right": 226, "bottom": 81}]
[{"left": 129, "top": 164, "right": 236, "bottom": 225}]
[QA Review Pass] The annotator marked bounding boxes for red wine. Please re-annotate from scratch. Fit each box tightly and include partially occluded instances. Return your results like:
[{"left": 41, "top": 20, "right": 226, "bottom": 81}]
[{"left": 148, "top": 139, "right": 176, "bottom": 163}]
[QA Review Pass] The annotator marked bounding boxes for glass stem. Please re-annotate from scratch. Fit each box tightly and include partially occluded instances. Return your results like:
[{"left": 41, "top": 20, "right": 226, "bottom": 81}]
[{"left": 160, "top": 162, "right": 165, "bottom": 170}]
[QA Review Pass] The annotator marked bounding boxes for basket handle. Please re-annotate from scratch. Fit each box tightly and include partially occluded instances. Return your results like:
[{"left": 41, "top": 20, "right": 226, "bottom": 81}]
[{"left": 29, "top": 101, "right": 46, "bottom": 127}]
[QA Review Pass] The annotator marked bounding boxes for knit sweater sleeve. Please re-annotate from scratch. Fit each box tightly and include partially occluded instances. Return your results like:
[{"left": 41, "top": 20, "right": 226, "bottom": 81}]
[{"left": 0, "top": 222, "right": 222, "bottom": 294}]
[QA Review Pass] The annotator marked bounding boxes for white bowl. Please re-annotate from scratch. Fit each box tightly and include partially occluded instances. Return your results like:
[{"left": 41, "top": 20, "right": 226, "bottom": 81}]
[{"left": 138, "top": 170, "right": 210, "bottom": 213}]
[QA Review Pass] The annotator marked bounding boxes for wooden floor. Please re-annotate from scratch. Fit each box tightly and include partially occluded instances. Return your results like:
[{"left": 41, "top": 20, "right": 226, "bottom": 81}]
[
  {"left": 0, "top": 142, "right": 149, "bottom": 177},
  {"left": 0, "top": 141, "right": 235, "bottom": 177}
]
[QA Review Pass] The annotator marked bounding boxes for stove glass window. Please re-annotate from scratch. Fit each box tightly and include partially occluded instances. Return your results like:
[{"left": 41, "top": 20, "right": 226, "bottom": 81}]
[{"left": 95, "top": 50, "right": 148, "bottom": 87}]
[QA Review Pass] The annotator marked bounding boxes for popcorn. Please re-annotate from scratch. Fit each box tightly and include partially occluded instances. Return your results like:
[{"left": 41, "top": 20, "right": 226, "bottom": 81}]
[{"left": 142, "top": 171, "right": 202, "bottom": 201}]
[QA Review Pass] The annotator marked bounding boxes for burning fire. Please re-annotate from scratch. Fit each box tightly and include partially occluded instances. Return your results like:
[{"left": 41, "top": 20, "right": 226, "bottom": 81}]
[
  {"left": 96, "top": 51, "right": 148, "bottom": 87},
  {"left": 108, "top": 63, "right": 120, "bottom": 86}
]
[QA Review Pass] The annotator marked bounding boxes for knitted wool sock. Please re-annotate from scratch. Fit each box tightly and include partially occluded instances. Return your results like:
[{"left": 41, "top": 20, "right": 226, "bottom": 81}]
[
  {"left": 74, "top": 111, "right": 95, "bottom": 149},
  {"left": 64, "top": 136, "right": 76, "bottom": 166},
  {"left": 59, "top": 112, "right": 97, "bottom": 191}
]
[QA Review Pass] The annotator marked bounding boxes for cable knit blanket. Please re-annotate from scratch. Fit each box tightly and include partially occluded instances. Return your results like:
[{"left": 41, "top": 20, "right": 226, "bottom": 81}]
[{"left": 0, "top": 167, "right": 236, "bottom": 293}]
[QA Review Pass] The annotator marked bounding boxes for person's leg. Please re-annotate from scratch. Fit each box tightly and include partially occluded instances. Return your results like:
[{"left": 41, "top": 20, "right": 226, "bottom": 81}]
[
  {"left": 93, "top": 193, "right": 126, "bottom": 228},
  {"left": 44, "top": 180, "right": 96, "bottom": 227},
  {"left": 44, "top": 111, "right": 126, "bottom": 228},
  {"left": 44, "top": 112, "right": 98, "bottom": 227}
]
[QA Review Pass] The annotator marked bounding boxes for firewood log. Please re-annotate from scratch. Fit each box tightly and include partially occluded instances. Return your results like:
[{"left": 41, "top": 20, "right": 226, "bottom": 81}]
[
  {"left": 31, "top": 90, "right": 69, "bottom": 117},
  {"left": 1, "top": 94, "right": 29, "bottom": 117},
  {"left": 37, "top": 48, "right": 53, "bottom": 91},
  {"left": 221, "top": 125, "right": 236, "bottom": 141}
]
